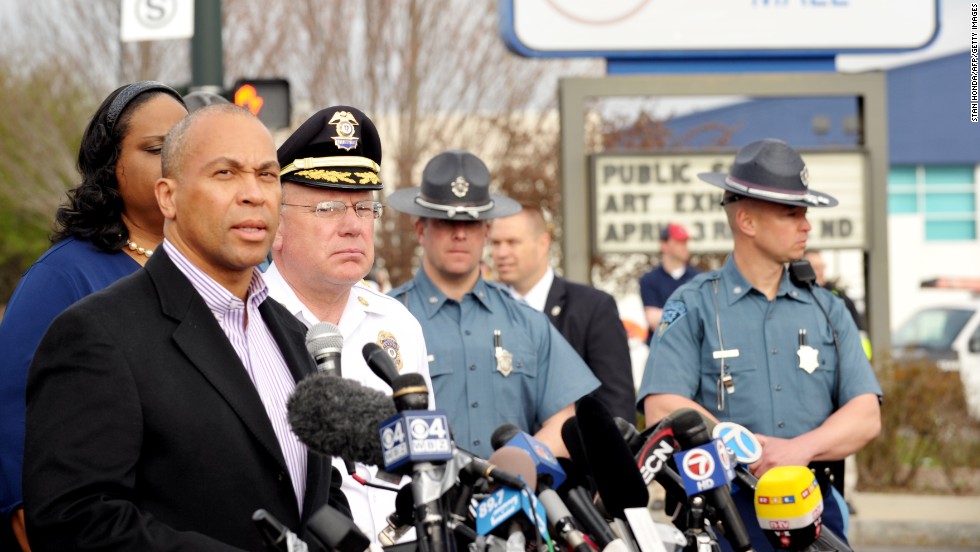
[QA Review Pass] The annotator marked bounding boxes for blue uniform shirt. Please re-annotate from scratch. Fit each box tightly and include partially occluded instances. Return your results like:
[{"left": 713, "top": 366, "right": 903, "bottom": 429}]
[
  {"left": 638, "top": 255, "right": 881, "bottom": 438},
  {"left": 391, "top": 268, "right": 600, "bottom": 459}
]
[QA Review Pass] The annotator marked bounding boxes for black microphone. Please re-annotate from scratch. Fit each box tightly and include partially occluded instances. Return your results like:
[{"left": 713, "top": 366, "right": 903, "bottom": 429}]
[
  {"left": 379, "top": 485, "right": 417, "bottom": 546},
  {"left": 362, "top": 342, "right": 399, "bottom": 387},
  {"left": 537, "top": 489, "right": 592, "bottom": 552},
  {"left": 391, "top": 372, "right": 430, "bottom": 412},
  {"left": 490, "top": 423, "right": 521, "bottom": 451},
  {"left": 575, "top": 395, "right": 649, "bottom": 519},
  {"left": 287, "top": 372, "right": 396, "bottom": 466},
  {"left": 672, "top": 409, "right": 753, "bottom": 552},
  {"left": 306, "top": 322, "right": 343, "bottom": 377},
  {"left": 459, "top": 450, "right": 530, "bottom": 491},
  {"left": 559, "top": 417, "right": 596, "bottom": 496},
  {"left": 305, "top": 503, "right": 371, "bottom": 552},
  {"left": 564, "top": 485, "right": 618, "bottom": 548}
]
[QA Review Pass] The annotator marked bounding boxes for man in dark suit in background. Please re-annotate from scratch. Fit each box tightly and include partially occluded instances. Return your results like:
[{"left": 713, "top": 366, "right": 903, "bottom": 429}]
[
  {"left": 23, "top": 104, "right": 348, "bottom": 551},
  {"left": 490, "top": 205, "right": 636, "bottom": 422}
]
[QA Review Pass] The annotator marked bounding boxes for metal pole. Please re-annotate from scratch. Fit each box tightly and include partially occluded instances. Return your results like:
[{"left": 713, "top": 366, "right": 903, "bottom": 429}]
[{"left": 190, "top": 0, "right": 223, "bottom": 93}]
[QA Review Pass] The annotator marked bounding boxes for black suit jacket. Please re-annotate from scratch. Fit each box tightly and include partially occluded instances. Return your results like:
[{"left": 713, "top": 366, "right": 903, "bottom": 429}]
[
  {"left": 544, "top": 277, "right": 636, "bottom": 422},
  {"left": 24, "top": 249, "right": 348, "bottom": 551}
]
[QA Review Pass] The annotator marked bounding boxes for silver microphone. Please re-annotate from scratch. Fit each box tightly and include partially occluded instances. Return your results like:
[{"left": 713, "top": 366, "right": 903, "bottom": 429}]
[{"left": 305, "top": 322, "right": 343, "bottom": 377}]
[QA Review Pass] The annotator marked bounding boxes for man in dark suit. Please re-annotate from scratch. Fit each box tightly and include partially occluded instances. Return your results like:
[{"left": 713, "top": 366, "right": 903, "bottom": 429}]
[
  {"left": 490, "top": 206, "right": 636, "bottom": 422},
  {"left": 23, "top": 104, "right": 348, "bottom": 551}
]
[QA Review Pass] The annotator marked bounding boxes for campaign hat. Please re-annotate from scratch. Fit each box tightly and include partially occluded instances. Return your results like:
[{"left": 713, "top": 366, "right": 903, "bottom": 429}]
[
  {"left": 387, "top": 150, "right": 520, "bottom": 220},
  {"left": 698, "top": 139, "right": 838, "bottom": 208}
]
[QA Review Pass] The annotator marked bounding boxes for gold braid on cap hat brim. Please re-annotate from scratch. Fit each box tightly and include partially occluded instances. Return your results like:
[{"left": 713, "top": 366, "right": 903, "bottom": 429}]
[{"left": 281, "top": 155, "right": 380, "bottom": 176}]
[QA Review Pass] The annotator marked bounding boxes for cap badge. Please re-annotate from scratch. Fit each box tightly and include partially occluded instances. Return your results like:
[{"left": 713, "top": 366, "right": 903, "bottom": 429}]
[
  {"left": 451, "top": 176, "right": 469, "bottom": 198},
  {"left": 800, "top": 166, "right": 809, "bottom": 188},
  {"left": 328, "top": 111, "right": 359, "bottom": 151},
  {"left": 377, "top": 330, "right": 403, "bottom": 372}
]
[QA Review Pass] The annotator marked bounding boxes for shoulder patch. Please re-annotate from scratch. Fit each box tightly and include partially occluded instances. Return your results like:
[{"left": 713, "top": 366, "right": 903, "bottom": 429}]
[{"left": 656, "top": 300, "right": 688, "bottom": 338}]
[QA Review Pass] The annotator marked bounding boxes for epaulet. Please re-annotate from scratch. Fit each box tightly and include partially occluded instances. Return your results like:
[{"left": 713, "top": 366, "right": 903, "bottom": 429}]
[
  {"left": 484, "top": 279, "right": 510, "bottom": 292},
  {"left": 389, "top": 279, "right": 416, "bottom": 297}
]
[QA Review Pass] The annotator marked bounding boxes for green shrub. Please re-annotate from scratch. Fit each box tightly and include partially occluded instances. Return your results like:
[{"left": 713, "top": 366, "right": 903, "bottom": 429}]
[{"left": 857, "top": 353, "right": 980, "bottom": 493}]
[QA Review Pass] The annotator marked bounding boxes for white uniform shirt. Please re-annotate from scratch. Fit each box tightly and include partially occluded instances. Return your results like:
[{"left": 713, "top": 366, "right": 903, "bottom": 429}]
[{"left": 264, "top": 262, "right": 431, "bottom": 543}]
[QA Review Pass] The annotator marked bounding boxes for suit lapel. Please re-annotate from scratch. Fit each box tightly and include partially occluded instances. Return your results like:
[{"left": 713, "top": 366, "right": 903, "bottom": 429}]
[
  {"left": 260, "top": 298, "right": 327, "bottom": 516},
  {"left": 544, "top": 277, "right": 568, "bottom": 327},
  {"left": 146, "top": 250, "right": 289, "bottom": 472}
]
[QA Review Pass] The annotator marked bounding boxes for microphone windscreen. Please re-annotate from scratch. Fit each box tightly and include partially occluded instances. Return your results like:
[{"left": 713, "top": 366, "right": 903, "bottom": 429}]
[
  {"left": 575, "top": 395, "right": 649, "bottom": 518},
  {"left": 306, "top": 321, "right": 343, "bottom": 356},
  {"left": 362, "top": 342, "right": 399, "bottom": 387},
  {"left": 755, "top": 466, "right": 824, "bottom": 551},
  {"left": 560, "top": 416, "right": 591, "bottom": 475},
  {"left": 391, "top": 372, "right": 429, "bottom": 411},
  {"left": 490, "top": 423, "right": 521, "bottom": 451},
  {"left": 671, "top": 408, "right": 713, "bottom": 449},
  {"left": 394, "top": 484, "right": 415, "bottom": 526},
  {"left": 488, "top": 447, "right": 537, "bottom": 491},
  {"left": 287, "top": 373, "right": 396, "bottom": 465}
]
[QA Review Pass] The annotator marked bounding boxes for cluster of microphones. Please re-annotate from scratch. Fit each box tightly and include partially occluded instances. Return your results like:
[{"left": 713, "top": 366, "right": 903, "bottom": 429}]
[{"left": 253, "top": 322, "right": 853, "bottom": 552}]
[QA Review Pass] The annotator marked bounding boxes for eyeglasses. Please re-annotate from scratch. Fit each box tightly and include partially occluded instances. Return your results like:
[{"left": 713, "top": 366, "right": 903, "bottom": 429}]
[{"left": 282, "top": 200, "right": 383, "bottom": 219}]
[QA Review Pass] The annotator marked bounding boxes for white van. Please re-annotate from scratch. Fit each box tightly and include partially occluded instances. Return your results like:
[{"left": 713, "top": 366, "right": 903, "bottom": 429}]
[{"left": 891, "top": 301, "right": 980, "bottom": 418}]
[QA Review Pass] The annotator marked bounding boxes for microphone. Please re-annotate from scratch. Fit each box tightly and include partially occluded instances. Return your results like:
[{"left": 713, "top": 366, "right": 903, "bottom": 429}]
[
  {"left": 252, "top": 509, "right": 309, "bottom": 552},
  {"left": 474, "top": 447, "right": 548, "bottom": 546},
  {"left": 287, "top": 372, "right": 396, "bottom": 466},
  {"left": 754, "top": 466, "right": 825, "bottom": 551},
  {"left": 671, "top": 409, "right": 752, "bottom": 552},
  {"left": 537, "top": 490, "right": 592, "bottom": 552},
  {"left": 362, "top": 342, "right": 399, "bottom": 387},
  {"left": 379, "top": 486, "right": 416, "bottom": 546},
  {"left": 575, "top": 395, "right": 649, "bottom": 519},
  {"left": 564, "top": 485, "right": 618, "bottom": 549},
  {"left": 491, "top": 424, "right": 566, "bottom": 491},
  {"left": 486, "top": 447, "right": 537, "bottom": 491},
  {"left": 614, "top": 417, "right": 645, "bottom": 453},
  {"left": 559, "top": 416, "right": 596, "bottom": 495},
  {"left": 459, "top": 449, "right": 532, "bottom": 491},
  {"left": 391, "top": 372, "right": 430, "bottom": 412},
  {"left": 306, "top": 503, "right": 371, "bottom": 552},
  {"left": 306, "top": 322, "right": 343, "bottom": 377}
]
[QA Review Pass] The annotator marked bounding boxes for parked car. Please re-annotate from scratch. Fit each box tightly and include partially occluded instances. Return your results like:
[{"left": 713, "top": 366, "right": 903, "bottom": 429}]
[{"left": 891, "top": 300, "right": 980, "bottom": 417}]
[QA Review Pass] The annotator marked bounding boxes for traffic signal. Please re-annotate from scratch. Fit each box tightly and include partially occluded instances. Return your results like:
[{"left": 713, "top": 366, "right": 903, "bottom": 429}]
[{"left": 229, "top": 78, "right": 290, "bottom": 129}]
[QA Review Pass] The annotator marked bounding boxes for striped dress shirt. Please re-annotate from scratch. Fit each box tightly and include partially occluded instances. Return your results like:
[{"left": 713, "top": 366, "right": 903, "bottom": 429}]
[{"left": 163, "top": 240, "right": 307, "bottom": 512}]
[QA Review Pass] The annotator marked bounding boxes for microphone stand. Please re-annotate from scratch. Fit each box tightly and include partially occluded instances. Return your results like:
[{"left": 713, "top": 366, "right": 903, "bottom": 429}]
[
  {"left": 411, "top": 461, "right": 452, "bottom": 552},
  {"left": 682, "top": 496, "right": 721, "bottom": 552}
]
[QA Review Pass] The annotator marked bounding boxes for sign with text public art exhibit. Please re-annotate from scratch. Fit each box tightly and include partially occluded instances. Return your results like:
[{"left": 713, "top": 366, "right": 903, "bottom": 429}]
[
  {"left": 501, "top": 0, "right": 937, "bottom": 57},
  {"left": 591, "top": 151, "right": 866, "bottom": 254}
]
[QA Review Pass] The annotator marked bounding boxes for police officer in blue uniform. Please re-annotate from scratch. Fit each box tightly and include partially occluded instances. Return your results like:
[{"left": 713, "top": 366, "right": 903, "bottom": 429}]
[
  {"left": 388, "top": 150, "right": 599, "bottom": 460},
  {"left": 638, "top": 139, "right": 882, "bottom": 550}
]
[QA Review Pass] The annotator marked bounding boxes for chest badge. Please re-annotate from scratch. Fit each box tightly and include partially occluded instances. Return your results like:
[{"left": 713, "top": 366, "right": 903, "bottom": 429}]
[
  {"left": 494, "top": 329, "right": 513, "bottom": 377},
  {"left": 377, "top": 330, "right": 403, "bottom": 372},
  {"left": 797, "top": 328, "right": 819, "bottom": 374}
]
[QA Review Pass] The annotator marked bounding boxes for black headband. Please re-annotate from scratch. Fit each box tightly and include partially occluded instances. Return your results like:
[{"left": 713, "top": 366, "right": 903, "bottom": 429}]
[{"left": 104, "top": 81, "right": 184, "bottom": 134}]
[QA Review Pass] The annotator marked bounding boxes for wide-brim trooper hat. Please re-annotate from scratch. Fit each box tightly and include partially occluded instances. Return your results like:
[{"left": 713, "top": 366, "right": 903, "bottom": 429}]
[
  {"left": 387, "top": 150, "right": 521, "bottom": 220},
  {"left": 698, "top": 139, "right": 838, "bottom": 208},
  {"left": 278, "top": 105, "right": 383, "bottom": 191}
]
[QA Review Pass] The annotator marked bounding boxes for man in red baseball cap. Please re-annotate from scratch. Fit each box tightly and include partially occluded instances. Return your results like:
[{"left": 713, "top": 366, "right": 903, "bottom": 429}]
[{"left": 639, "top": 222, "right": 700, "bottom": 345}]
